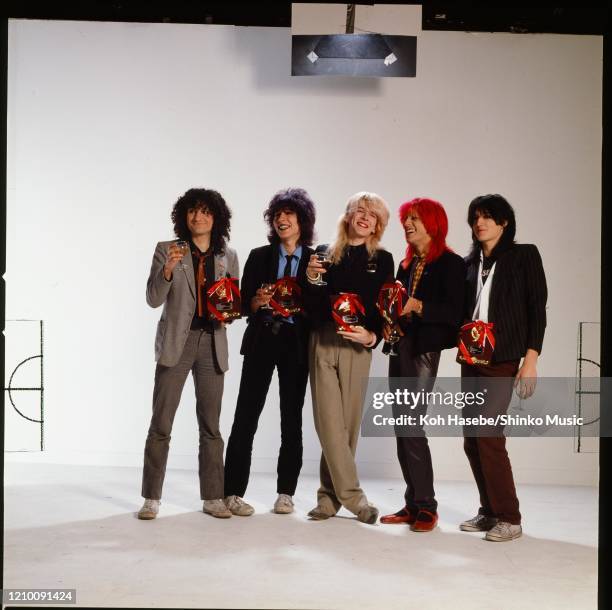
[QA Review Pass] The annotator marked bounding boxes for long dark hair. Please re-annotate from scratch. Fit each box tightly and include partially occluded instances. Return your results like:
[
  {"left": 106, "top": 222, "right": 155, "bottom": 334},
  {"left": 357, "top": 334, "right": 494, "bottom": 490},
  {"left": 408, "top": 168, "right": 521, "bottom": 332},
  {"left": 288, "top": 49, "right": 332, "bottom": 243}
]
[
  {"left": 171, "top": 188, "right": 231, "bottom": 253},
  {"left": 264, "top": 187, "right": 316, "bottom": 247},
  {"left": 467, "top": 194, "right": 516, "bottom": 262}
]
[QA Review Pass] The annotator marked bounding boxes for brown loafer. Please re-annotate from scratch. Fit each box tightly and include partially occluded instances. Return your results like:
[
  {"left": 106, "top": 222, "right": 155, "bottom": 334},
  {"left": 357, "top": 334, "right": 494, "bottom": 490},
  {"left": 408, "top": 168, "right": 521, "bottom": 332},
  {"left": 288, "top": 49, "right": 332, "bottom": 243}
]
[
  {"left": 410, "top": 509, "right": 438, "bottom": 532},
  {"left": 380, "top": 506, "right": 416, "bottom": 525},
  {"left": 307, "top": 506, "right": 332, "bottom": 521}
]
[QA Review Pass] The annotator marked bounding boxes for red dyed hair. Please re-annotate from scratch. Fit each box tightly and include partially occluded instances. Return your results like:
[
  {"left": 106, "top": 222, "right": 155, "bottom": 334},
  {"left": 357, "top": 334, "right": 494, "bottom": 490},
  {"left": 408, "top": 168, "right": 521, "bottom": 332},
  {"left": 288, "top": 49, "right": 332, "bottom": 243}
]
[{"left": 398, "top": 197, "right": 451, "bottom": 268}]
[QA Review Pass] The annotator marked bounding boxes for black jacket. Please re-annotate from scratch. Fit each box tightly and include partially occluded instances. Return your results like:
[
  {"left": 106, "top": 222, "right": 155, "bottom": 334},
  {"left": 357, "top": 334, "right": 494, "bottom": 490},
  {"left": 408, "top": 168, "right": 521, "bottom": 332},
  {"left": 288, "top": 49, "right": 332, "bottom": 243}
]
[
  {"left": 464, "top": 244, "right": 547, "bottom": 363},
  {"left": 302, "top": 244, "right": 395, "bottom": 344},
  {"left": 239, "top": 243, "right": 314, "bottom": 361},
  {"left": 397, "top": 249, "right": 466, "bottom": 356}
]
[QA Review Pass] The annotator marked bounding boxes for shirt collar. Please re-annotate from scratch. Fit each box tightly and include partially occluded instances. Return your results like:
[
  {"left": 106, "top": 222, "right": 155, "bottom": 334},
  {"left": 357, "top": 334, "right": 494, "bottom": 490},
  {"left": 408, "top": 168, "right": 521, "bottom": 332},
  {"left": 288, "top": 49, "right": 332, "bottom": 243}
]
[
  {"left": 190, "top": 240, "right": 212, "bottom": 256},
  {"left": 279, "top": 243, "right": 302, "bottom": 259}
]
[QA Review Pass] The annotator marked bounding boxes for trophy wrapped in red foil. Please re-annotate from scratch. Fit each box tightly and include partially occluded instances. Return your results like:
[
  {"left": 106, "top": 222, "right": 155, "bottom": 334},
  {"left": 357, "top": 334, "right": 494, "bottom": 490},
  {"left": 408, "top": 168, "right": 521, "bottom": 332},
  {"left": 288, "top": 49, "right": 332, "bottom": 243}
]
[
  {"left": 269, "top": 277, "right": 303, "bottom": 317},
  {"left": 456, "top": 320, "right": 496, "bottom": 365},
  {"left": 331, "top": 292, "right": 365, "bottom": 332},
  {"left": 376, "top": 281, "right": 408, "bottom": 325},
  {"left": 206, "top": 277, "right": 242, "bottom": 321}
]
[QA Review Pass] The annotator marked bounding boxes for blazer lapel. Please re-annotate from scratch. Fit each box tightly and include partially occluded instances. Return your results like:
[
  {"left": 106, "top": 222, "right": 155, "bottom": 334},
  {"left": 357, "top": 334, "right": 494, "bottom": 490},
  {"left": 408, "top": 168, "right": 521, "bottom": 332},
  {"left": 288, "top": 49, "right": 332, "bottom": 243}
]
[
  {"left": 296, "top": 246, "right": 312, "bottom": 281},
  {"left": 182, "top": 250, "right": 196, "bottom": 299},
  {"left": 214, "top": 252, "right": 227, "bottom": 281},
  {"left": 489, "top": 251, "right": 511, "bottom": 312},
  {"left": 267, "top": 245, "right": 278, "bottom": 283}
]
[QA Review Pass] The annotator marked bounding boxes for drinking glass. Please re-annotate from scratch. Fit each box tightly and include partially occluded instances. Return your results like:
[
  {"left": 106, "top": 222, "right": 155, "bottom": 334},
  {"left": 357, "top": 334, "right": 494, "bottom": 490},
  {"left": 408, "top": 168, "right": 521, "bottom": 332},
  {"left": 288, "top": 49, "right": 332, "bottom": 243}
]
[
  {"left": 174, "top": 241, "right": 191, "bottom": 271},
  {"left": 260, "top": 283, "right": 275, "bottom": 310},
  {"left": 314, "top": 248, "right": 332, "bottom": 286}
]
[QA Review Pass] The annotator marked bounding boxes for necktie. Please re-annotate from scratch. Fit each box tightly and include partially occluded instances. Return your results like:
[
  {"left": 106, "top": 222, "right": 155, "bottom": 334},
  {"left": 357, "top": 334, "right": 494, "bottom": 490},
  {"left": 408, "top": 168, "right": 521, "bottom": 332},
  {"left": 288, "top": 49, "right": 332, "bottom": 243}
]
[
  {"left": 196, "top": 250, "right": 211, "bottom": 317},
  {"left": 283, "top": 254, "right": 294, "bottom": 278},
  {"left": 410, "top": 254, "right": 426, "bottom": 296}
]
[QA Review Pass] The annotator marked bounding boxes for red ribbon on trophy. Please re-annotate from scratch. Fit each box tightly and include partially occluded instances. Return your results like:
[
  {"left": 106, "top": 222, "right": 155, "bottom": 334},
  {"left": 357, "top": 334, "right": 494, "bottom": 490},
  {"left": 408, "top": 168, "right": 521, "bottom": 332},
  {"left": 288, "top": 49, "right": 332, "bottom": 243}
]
[
  {"left": 456, "top": 320, "right": 496, "bottom": 366},
  {"left": 206, "top": 277, "right": 242, "bottom": 321},
  {"left": 331, "top": 292, "right": 366, "bottom": 332},
  {"left": 376, "top": 281, "right": 408, "bottom": 326},
  {"left": 269, "top": 277, "right": 304, "bottom": 318}
]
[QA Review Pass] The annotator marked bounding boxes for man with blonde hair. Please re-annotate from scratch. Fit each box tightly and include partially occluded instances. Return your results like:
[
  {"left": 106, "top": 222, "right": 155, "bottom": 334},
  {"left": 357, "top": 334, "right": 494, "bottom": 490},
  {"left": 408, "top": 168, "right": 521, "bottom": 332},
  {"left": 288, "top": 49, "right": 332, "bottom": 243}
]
[{"left": 303, "top": 192, "right": 394, "bottom": 524}]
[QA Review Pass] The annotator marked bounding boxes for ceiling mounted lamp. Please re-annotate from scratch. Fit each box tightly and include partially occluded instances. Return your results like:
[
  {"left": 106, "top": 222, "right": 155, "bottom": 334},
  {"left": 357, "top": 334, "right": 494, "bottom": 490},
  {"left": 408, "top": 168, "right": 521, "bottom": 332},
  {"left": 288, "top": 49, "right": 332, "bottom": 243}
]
[
  {"left": 291, "top": 3, "right": 417, "bottom": 77},
  {"left": 307, "top": 33, "right": 397, "bottom": 66}
]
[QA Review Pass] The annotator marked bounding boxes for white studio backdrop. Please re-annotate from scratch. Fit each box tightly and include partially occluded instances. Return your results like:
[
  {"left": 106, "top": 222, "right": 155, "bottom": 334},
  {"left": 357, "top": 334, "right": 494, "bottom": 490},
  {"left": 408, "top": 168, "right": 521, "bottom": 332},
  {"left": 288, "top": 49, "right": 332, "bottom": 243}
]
[{"left": 6, "top": 19, "right": 602, "bottom": 486}]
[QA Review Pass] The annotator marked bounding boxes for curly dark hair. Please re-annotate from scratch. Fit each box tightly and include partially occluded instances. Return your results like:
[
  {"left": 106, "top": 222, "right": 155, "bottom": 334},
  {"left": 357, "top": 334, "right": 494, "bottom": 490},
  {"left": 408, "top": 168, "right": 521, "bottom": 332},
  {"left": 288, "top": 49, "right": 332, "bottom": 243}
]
[
  {"left": 263, "top": 187, "right": 316, "bottom": 247},
  {"left": 466, "top": 193, "right": 516, "bottom": 262},
  {"left": 171, "top": 188, "right": 231, "bottom": 253}
]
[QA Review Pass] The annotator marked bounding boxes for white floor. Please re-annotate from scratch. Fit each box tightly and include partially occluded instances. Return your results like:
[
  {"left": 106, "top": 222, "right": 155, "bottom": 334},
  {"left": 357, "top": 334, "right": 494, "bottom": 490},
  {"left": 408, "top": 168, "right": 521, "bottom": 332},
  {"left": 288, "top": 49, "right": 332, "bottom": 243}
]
[{"left": 3, "top": 462, "right": 598, "bottom": 610}]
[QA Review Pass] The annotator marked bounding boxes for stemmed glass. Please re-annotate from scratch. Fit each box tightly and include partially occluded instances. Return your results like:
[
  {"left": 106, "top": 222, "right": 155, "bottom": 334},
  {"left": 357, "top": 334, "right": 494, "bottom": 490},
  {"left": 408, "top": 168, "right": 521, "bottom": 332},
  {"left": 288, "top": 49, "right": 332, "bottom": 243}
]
[
  {"left": 260, "top": 283, "right": 275, "bottom": 310},
  {"left": 175, "top": 241, "right": 191, "bottom": 271},
  {"left": 314, "top": 246, "right": 332, "bottom": 286},
  {"left": 386, "top": 326, "right": 401, "bottom": 356}
]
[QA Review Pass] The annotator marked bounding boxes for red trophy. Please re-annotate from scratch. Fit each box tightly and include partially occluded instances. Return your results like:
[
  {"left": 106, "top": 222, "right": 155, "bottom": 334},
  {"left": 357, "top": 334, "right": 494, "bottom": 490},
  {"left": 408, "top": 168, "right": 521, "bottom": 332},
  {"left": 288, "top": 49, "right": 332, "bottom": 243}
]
[
  {"left": 269, "top": 277, "right": 303, "bottom": 317},
  {"left": 206, "top": 277, "right": 242, "bottom": 322},
  {"left": 456, "top": 320, "right": 496, "bottom": 366},
  {"left": 376, "top": 281, "right": 407, "bottom": 356},
  {"left": 331, "top": 292, "right": 365, "bottom": 332}
]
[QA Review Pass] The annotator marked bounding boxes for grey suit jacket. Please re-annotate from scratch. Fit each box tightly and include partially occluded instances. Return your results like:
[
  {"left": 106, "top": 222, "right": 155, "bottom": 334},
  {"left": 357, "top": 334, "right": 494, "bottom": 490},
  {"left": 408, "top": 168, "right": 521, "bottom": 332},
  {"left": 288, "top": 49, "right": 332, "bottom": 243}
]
[{"left": 146, "top": 240, "right": 240, "bottom": 370}]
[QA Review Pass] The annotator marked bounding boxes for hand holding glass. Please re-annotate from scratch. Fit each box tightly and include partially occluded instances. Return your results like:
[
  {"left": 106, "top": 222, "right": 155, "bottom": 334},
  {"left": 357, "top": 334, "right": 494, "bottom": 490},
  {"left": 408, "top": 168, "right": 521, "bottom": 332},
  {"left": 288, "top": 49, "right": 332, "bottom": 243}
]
[
  {"left": 260, "top": 283, "right": 275, "bottom": 310},
  {"left": 175, "top": 241, "right": 191, "bottom": 271},
  {"left": 313, "top": 251, "right": 332, "bottom": 286}
]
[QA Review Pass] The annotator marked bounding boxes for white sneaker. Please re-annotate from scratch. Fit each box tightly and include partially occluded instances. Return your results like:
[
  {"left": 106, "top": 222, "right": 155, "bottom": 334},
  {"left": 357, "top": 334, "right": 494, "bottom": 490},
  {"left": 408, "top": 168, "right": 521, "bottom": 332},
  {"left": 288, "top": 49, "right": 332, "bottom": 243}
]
[
  {"left": 138, "top": 498, "right": 160, "bottom": 520},
  {"left": 224, "top": 495, "right": 254, "bottom": 516},
  {"left": 273, "top": 494, "right": 294, "bottom": 514},
  {"left": 485, "top": 521, "right": 522, "bottom": 542},
  {"left": 203, "top": 498, "right": 232, "bottom": 519}
]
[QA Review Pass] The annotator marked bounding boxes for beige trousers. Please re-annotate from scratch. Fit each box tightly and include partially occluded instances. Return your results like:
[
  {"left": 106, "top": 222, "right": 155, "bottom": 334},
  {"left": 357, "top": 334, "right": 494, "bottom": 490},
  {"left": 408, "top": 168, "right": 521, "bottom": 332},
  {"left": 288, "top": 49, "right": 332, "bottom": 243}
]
[{"left": 309, "top": 324, "right": 372, "bottom": 516}]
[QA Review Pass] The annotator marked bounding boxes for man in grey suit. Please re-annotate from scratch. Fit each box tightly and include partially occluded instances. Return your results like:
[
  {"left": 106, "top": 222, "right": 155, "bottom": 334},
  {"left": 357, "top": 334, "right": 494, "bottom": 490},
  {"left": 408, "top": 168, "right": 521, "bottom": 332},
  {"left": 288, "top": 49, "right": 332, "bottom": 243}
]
[{"left": 138, "top": 188, "right": 239, "bottom": 520}]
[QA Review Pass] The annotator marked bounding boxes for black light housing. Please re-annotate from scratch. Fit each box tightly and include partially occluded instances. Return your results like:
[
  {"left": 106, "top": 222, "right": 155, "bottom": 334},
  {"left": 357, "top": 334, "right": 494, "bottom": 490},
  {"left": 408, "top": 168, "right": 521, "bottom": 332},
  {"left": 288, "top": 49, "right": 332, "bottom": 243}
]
[{"left": 292, "top": 33, "right": 417, "bottom": 77}]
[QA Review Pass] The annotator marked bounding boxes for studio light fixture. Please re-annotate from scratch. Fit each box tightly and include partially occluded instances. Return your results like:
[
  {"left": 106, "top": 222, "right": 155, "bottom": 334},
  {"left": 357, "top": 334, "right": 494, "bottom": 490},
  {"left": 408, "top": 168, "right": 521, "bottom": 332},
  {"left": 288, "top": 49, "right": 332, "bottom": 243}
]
[{"left": 291, "top": 3, "right": 417, "bottom": 77}]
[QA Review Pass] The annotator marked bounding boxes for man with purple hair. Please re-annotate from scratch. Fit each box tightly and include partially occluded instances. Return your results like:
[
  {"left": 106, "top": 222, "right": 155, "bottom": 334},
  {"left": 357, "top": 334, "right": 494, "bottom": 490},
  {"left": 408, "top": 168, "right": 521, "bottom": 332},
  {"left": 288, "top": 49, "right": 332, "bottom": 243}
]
[{"left": 223, "top": 188, "right": 316, "bottom": 516}]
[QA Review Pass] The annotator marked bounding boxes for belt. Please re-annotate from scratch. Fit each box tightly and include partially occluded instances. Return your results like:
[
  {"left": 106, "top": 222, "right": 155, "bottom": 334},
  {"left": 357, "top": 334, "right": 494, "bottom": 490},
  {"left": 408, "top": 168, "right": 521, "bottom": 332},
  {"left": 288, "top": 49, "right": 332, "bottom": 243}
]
[
  {"left": 262, "top": 318, "right": 297, "bottom": 336},
  {"left": 262, "top": 319, "right": 282, "bottom": 335},
  {"left": 190, "top": 327, "right": 214, "bottom": 334}
]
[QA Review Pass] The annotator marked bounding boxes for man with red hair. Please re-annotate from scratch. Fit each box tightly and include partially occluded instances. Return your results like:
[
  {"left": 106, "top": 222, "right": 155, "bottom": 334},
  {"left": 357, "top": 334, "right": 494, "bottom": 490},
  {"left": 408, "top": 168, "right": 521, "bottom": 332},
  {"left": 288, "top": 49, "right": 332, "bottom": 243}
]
[{"left": 380, "top": 198, "right": 466, "bottom": 531}]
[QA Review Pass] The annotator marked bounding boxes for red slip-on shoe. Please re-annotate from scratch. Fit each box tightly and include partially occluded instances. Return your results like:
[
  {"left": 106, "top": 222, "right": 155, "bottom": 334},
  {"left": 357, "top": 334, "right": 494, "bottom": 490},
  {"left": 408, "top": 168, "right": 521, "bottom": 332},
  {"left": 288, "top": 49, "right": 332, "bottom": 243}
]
[
  {"left": 410, "top": 509, "right": 438, "bottom": 532},
  {"left": 380, "top": 506, "right": 417, "bottom": 525}
]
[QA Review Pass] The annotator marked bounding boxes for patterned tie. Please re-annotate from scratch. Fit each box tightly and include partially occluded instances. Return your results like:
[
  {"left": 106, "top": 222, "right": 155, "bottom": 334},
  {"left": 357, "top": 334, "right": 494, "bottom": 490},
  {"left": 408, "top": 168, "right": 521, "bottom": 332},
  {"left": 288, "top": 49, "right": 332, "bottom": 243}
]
[
  {"left": 410, "top": 254, "right": 426, "bottom": 296},
  {"left": 283, "top": 254, "right": 294, "bottom": 278}
]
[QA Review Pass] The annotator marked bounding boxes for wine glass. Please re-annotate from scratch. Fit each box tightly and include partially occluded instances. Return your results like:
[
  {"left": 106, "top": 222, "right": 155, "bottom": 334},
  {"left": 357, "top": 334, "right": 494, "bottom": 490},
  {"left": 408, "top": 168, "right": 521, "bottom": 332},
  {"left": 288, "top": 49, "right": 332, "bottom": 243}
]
[
  {"left": 386, "top": 326, "right": 401, "bottom": 356},
  {"left": 314, "top": 246, "right": 332, "bottom": 286},
  {"left": 174, "top": 241, "right": 191, "bottom": 271},
  {"left": 260, "top": 283, "right": 275, "bottom": 310}
]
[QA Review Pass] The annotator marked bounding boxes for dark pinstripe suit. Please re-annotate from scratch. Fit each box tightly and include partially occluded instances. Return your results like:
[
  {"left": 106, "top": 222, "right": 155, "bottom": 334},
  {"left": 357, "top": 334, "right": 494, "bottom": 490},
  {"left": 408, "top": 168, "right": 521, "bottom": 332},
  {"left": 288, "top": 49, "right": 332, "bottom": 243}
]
[
  {"left": 462, "top": 243, "right": 547, "bottom": 524},
  {"left": 464, "top": 244, "right": 547, "bottom": 362}
]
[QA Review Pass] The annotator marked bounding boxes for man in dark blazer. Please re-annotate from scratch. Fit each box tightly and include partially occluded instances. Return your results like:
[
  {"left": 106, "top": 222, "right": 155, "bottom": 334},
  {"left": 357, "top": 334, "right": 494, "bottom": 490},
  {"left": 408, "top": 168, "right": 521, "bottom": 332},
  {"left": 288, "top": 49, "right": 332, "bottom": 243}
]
[
  {"left": 139, "top": 188, "right": 239, "bottom": 520},
  {"left": 379, "top": 198, "right": 466, "bottom": 532},
  {"left": 460, "top": 193, "right": 547, "bottom": 542},
  {"left": 223, "top": 188, "right": 316, "bottom": 516}
]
